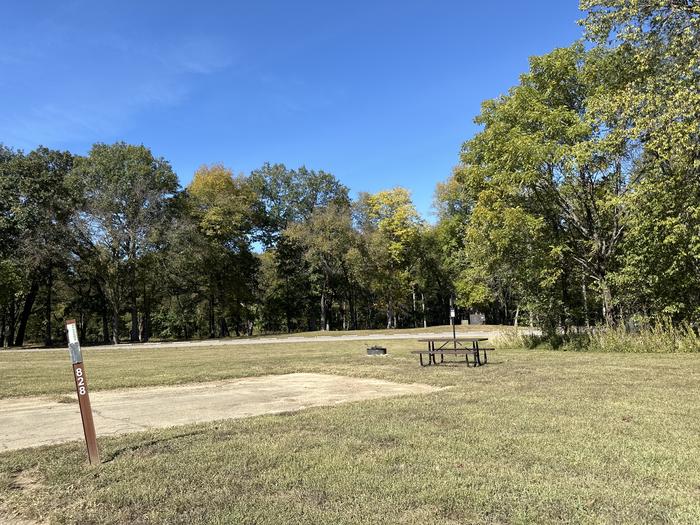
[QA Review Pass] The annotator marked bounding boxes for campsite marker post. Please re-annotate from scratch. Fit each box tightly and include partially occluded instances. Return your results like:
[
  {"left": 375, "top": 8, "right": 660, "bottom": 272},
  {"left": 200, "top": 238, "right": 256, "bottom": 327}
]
[{"left": 66, "top": 320, "right": 100, "bottom": 465}]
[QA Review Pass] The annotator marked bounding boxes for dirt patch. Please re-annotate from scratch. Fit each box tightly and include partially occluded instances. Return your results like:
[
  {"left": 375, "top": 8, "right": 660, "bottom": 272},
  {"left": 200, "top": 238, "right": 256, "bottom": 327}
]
[
  {"left": 1, "top": 469, "right": 42, "bottom": 525},
  {"left": 8, "top": 468, "right": 41, "bottom": 492},
  {"left": 0, "top": 373, "right": 439, "bottom": 452}
]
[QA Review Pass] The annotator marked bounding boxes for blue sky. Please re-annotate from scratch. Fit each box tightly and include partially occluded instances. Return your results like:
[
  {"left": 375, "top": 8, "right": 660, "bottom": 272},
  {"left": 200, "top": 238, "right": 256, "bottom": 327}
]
[{"left": 1, "top": 1, "right": 583, "bottom": 219}]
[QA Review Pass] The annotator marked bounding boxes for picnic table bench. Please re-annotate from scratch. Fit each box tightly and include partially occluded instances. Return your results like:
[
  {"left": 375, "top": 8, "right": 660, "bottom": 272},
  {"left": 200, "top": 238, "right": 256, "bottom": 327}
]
[{"left": 411, "top": 337, "right": 494, "bottom": 367}]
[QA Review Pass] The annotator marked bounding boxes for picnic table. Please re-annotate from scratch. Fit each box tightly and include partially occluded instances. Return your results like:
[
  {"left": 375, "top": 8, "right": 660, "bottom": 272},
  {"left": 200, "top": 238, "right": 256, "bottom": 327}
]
[{"left": 411, "top": 337, "right": 494, "bottom": 367}]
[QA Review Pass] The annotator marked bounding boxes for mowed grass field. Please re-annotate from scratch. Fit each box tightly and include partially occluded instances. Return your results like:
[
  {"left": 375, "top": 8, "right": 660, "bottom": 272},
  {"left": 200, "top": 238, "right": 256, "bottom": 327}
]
[{"left": 1, "top": 341, "right": 699, "bottom": 524}]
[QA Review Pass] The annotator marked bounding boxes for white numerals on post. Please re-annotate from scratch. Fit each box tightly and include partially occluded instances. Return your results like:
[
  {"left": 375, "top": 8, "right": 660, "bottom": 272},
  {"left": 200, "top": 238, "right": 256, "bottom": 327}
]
[{"left": 75, "top": 366, "right": 87, "bottom": 395}]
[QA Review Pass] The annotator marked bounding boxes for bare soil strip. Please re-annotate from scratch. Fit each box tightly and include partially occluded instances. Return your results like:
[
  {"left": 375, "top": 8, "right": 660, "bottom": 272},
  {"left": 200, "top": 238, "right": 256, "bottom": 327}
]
[{"left": 0, "top": 373, "right": 438, "bottom": 451}]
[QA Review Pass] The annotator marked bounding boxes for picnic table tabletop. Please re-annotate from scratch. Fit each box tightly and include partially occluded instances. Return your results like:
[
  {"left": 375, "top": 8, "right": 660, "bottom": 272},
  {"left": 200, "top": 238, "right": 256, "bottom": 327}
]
[{"left": 416, "top": 336, "right": 488, "bottom": 342}]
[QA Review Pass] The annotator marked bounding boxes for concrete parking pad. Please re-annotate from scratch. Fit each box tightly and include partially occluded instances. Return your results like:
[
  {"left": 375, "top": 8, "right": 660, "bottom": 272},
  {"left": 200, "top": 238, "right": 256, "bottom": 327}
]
[{"left": 0, "top": 373, "right": 439, "bottom": 451}]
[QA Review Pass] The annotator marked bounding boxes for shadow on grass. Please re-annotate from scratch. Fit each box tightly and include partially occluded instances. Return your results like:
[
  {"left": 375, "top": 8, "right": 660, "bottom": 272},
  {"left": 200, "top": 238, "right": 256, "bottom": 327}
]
[{"left": 103, "top": 429, "right": 209, "bottom": 463}]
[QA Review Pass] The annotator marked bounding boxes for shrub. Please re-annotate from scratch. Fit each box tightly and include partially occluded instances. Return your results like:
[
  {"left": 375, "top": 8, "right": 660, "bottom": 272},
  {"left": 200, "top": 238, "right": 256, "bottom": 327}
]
[
  {"left": 494, "top": 321, "right": 700, "bottom": 353},
  {"left": 582, "top": 320, "right": 700, "bottom": 353}
]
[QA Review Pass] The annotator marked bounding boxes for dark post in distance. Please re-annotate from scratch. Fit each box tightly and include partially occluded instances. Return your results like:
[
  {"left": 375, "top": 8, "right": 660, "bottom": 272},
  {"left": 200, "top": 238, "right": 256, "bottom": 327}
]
[
  {"left": 66, "top": 320, "right": 100, "bottom": 465},
  {"left": 450, "top": 298, "right": 456, "bottom": 349}
]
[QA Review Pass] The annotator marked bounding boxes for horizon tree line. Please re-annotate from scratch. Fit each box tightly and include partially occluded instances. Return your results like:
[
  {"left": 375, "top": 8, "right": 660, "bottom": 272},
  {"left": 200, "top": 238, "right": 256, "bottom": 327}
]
[{"left": 0, "top": 145, "right": 456, "bottom": 346}]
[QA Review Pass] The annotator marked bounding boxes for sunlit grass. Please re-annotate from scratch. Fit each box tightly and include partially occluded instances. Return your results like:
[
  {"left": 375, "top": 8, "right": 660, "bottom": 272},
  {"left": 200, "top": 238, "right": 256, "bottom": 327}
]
[{"left": 1, "top": 341, "right": 699, "bottom": 524}]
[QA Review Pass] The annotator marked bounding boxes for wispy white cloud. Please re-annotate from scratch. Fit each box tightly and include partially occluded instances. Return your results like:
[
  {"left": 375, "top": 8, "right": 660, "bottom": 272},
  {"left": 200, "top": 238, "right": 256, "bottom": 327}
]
[
  {"left": 0, "top": 15, "right": 235, "bottom": 149},
  {"left": 1, "top": 106, "right": 108, "bottom": 147},
  {"left": 165, "top": 37, "right": 236, "bottom": 75}
]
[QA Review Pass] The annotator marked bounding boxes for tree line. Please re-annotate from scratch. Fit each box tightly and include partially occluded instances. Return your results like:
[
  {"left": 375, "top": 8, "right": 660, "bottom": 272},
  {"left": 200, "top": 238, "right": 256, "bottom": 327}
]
[
  {"left": 0, "top": 146, "right": 456, "bottom": 346},
  {"left": 1, "top": 1, "right": 698, "bottom": 346}
]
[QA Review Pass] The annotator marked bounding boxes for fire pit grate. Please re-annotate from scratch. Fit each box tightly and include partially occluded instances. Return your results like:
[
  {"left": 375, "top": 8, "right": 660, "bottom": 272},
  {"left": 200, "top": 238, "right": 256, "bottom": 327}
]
[{"left": 366, "top": 346, "right": 387, "bottom": 356}]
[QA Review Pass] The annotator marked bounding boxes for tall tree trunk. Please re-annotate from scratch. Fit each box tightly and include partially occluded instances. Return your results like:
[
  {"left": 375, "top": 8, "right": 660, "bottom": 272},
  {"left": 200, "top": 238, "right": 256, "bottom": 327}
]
[
  {"left": 326, "top": 298, "right": 331, "bottom": 331},
  {"left": 208, "top": 295, "right": 215, "bottom": 338},
  {"left": 44, "top": 267, "right": 53, "bottom": 347},
  {"left": 421, "top": 292, "right": 427, "bottom": 328},
  {"left": 514, "top": 304, "right": 520, "bottom": 328},
  {"left": 7, "top": 296, "right": 16, "bottom": 347},
  {"left": 112, "top": 305, "right": 120, "bottom": 345},
  {"left": 219, "top": 317, "right": 229, "bottom": 337},
  {"left": 601, "top": 279, "right": 614, "bottom": 326},
  {"left": 102, "top": 303, "right": 110, "bottom": 345},
  {"left": 130, "top": 305, "right": 138, "bottom": 342},
  {"left": 1, "top": 308, "right": 6, "bottom": 347},
  {"left": 181, "top": 299, "right": 189, "bottom": 340},
  {"left": 412, "top": 285, "right": 417, "bottom": 328},
  {"left": 308, "top": 305, "right": 316, "bottom": 331},
  {"left": 320, "top": 291, "right": 328, "bottom": 331},
  {"left": 140, "top": 284, "right": 150, "bottom": 342},
  {"left": 349, "top": 289, "right": 357, "bottom": 330},
  {"left": 561, "top": 265, "right": 571, "bottom": 333},
  {"left": 582, "top": 274, "right": 590, "bottom": 329},
  {"left": 78, "top": 312, "right": 88, "bottom": 344},
  {"left": 14, "top": 279, "right": 39, "bottom": 347},
  {"left": 129, "top": 276, "right": 139, "bottom": 342},
  {"left": 386, "top": 300, "right": 394, "bottom": 329}
]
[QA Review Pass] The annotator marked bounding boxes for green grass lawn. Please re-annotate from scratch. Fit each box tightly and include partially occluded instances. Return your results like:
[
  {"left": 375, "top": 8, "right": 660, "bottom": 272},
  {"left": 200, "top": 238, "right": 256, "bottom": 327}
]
[{"left": 1, "top": 341, "right": 699, "bottom": 524}]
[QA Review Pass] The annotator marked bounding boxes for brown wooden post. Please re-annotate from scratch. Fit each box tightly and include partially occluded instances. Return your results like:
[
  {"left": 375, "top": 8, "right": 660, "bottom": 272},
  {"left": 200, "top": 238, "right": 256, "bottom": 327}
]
[{"left": 66, "top": 320, "right": 100, "bottom": 465}]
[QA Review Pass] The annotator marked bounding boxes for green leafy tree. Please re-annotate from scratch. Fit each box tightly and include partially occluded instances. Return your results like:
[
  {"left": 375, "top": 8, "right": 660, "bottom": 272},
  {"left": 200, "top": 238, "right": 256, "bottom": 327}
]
[
  {"left": 0, "top": 146, "right": 75, "bottom": 346},
  {"left": 579, "top": 1, "right": 700, "bottom": 325},
  {"left": 580, "top": 0, "right": 700, "bottom": 166},
  {"left": 0, "top": 145, "right": 19, "bottom": 346},
  {"left": 72, "top": 142, "right": 179, "bottom": 344},
  {"left": 250, "top": 163, "right": 350, "bottom": 248},
  {"left": 257, "top": 236, "right": 313, "bottom": 332},
  {"left": 151, "top": 193, "right": 208, "bottom": 340},
  {"left": 615, "top": 158, "right": 700, "bottom": 322},
  {"left": 357, "top": 188, "right": 423, "bottom": 328},
  {"left": 412, "top": 225, "right": 454, "bottom": 327},
  {"left": 251, "top": 163, "right": 349, "bottom": 332},
  {"left": 451, "top": 45, "right": 635, "bottom": 331},
  {"left": 188, "top": 164, "right": 258, "bottom": 337},
  {"left": 287, "top": 204, "right": 356, "bottom": 331}
]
